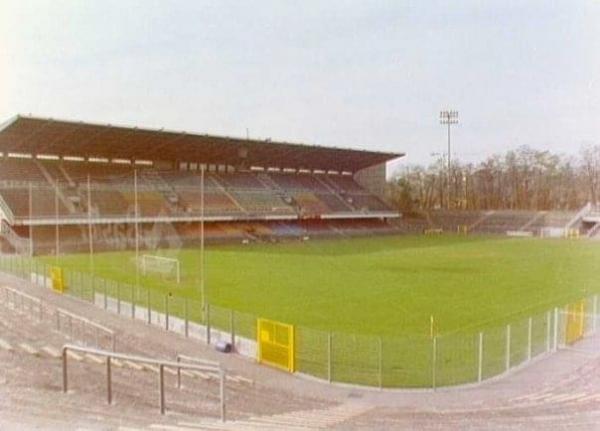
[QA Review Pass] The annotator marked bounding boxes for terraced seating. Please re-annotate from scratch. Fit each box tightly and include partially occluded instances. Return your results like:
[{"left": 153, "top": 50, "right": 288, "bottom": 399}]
[
  {"left": 0, "top": 187, "right": 71, "bottom": 217},
  {"left": 179, "top": 191, "right": 240, "bottom": 214},
  {"left": 91, "top": 190, "right": 130, "bottom": 216},
  {"left": 62, "top": 161, "right": 134, "bottom": 183},
  {"left": 229, "top": 191, "right": 294, "bottom": 214},
  {"left": 470, "top": 211, "right": 539, "bottom": 234},
  {"left": 323, "top": 175, "right": 364, "bottom": 193},
  {"left": 0, "top": 159, "right": 45, "bottom": 183},
  {"left": 160, "top": 171, "right": 220, "bottom": 189},
  {"left": 347, "top": 194, "right": 390, "bottom": 212},
  {"left": 0, "top": 159, "right": 396, "bottom": 223},
  {"left": 427, "top": 210, "right": 484, "bottom": 231},
  {"left": 269, "top": 173, "right": 328, "bottom": 192},
  {"left": 293, "top": 193, "right": 329, "bottom": 216},
  {"left": 122, "top": 191, "right": 171, "bottom": 217},
  {"left": 215, "top": 172, "right": 265, "bottom": 190},
  {"left": 315, "top": 193, "right": 353, "bottom": 212}
]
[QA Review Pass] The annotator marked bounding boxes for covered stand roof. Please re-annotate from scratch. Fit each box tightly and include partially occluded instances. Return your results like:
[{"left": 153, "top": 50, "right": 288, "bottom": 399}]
[{"left": 0, "top": 115, "right": 403, "bottom": 172}]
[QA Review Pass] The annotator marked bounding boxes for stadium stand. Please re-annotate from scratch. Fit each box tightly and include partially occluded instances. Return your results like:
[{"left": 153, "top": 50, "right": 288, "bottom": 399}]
[{"left": 0, "top": 115, "right": 402, "bottom": 254}]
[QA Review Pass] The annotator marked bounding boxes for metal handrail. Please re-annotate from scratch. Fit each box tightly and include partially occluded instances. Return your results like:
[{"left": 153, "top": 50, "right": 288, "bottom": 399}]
[
  {"left": 175, "top": 353, "right": 220, "bottom": 389},
  {"left": 0, "top": 285, "right": 116, "bottom": 351},
  {"left": 55, "top": 307, "right": 116, "bottom": 351},
  {"left": 0, "top": 285, "right": 43, "bottom": 320},
  {"left": 61, "top": 344, "right": 226, "bottom": 421}
]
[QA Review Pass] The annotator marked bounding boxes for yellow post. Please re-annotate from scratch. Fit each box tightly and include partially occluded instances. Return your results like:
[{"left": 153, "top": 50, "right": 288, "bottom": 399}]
[{"left": 50, "top": 267, "right": 66, "bottom": 293}]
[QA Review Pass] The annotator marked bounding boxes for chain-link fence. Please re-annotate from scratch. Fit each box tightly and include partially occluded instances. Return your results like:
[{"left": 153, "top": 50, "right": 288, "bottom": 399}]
[{"left": 0, "top": 253, "right": 597, "bottom": 389}]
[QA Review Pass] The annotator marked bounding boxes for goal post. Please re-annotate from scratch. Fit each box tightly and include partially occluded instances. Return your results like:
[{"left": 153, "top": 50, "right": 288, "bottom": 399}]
[{"left": 140, "top": 254, "right": 181, "bottom": 283}]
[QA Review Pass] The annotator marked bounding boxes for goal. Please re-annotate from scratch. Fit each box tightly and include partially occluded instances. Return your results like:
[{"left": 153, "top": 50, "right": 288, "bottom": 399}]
[{"left": 140, "top": 255, "right": 181, "bottom": 283}]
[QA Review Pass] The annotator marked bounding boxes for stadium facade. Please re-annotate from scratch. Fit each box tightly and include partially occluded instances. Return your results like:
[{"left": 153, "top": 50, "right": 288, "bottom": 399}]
[{"left": 0, "top": 114, "right": 403, "bottom": 254}]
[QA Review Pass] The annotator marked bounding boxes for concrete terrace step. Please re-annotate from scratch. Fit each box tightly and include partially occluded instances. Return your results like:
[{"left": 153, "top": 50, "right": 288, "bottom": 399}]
[
  {"left": 178, "top": 404, "right": 372, "bottom": 431},
  {"left": 41, "top": 346, "right": 61, "bottom": 358},
  {"left": 18, "top": 342, "right": 40, "bottom": 356},
  {"left": 0, "top": 338, "right": 13, "bottom": 351}
]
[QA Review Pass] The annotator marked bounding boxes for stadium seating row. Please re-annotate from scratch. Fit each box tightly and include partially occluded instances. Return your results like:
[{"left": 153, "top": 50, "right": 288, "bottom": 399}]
[{"left": 0, "top": 159, "right": 393, "bottom": 219}]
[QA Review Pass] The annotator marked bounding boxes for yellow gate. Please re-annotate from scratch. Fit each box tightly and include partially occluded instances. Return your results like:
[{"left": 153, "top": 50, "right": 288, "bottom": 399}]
[
  {"left": 257, "top": 318, "right": 295, "bottom": 372},
  {"left": 565, "top": 300, "right": 585, "bottom": 345},
  {"left": 50, "top": 267, "right": 66, "bottom": 293}
]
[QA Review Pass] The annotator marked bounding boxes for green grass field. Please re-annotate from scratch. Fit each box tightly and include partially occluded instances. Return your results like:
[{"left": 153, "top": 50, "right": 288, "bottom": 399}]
[
  {"left": 44, "top": 235, "right": 600, "bottom": 336},
  {"left": 33, "top": 234, "right": 600, "bottom": 387}
]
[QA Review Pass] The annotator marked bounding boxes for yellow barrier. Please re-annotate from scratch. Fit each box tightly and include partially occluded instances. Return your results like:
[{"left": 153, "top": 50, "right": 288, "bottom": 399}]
[
  {"left": 50, "top": 267, "right": 66, "bottom": 293},
  {"left": 565, "top": 300, "right": 585, "bottom": 345},
  {"left": 257, "top": 318, "right": 295, "bottom": 372}
]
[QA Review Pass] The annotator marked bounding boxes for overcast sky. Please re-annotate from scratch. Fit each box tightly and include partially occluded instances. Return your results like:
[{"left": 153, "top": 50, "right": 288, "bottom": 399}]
[{"left": 1, "top": 1, "right": 599, "bottom": 174}]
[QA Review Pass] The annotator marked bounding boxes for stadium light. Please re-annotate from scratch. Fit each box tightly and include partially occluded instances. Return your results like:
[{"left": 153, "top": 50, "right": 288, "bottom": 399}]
[{"left": 440, "top": 110, "right": 458, "bottom": 209}]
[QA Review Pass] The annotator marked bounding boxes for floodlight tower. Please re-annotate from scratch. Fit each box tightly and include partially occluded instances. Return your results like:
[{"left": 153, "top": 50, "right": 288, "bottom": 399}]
[{"left": 440, "top": 110, "right": 458, "bottom": 209}]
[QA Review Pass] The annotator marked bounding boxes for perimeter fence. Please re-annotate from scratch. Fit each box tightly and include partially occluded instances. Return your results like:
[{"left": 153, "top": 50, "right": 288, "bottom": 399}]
[{"left": 0, "top": 253, "right": 597, "bottom": 389}]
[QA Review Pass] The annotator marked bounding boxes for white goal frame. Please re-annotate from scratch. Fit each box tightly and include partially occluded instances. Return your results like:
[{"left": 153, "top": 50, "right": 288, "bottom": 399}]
[{"left": 141, "top": 254, "right": 181, "bottom": 283}]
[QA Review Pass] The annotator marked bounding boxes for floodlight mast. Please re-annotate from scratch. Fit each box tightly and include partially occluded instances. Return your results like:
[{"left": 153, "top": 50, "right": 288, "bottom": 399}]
[{"left": 440, "top": 110, "right": 458, "bottom": 209}]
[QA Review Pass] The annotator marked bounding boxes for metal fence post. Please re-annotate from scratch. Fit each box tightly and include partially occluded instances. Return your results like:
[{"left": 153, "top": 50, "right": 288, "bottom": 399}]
[
  {"left": 505, "top": 324, "right": 511, "bottom": 372},
  {"left": 147, "top": 289, "right": 151, "bottom": 324},
  {"left": 117, "top": 283, "right": 121, "bottom": 315},
  {"left": 206, "top": 304, "right": 211, "bottom": 345},
  {"left": 177, "top": 357, "right": 182, "bottom": 389},
  {"left": 159, "top": 364, "right": 165, "bottom": 415},
  {"left": 165, "top": 295, "right": 169, "bottom": 331},
  {"left": 184, "top": 298, "right": 189, "bottom": 338},
  {"left": 62, "top": 348, "right": 68, "bottom": 393},
  {"left": 432, "top": 336, "right": 437, "bottom": 390},
  {"left": 478, "top": 332, "right": 483, "bottom": 383},
  {"left": 327, "top": 332, "right": 332, "bottom": 383},
  {"left": 230, "top": 309, "right": 235, "bottom": 346},
  {"left": 527, "top": 317, "right": 532, "bottom": 361},
  {"left": 131, "top": 285, "right": 135, "bottom": 319},
  {"left": 546, "top": 310, "right": 551, "bottom": 352},
  {"left": 553, "top": 307, "right": 559, "bottom": 351},
  {"left": 103, "top": 280, "right": 107, "bottom": 310},
  {"left": 220, "top": 369, "right": 226, "bottom": 422},
  {"left": 378, "top": 337, "right": 383, "bottom": 390},
  {"left": 106, "top": 357, "right": 112, "bottom": 405},
  {"left": 91, "top": 275, "right": 96, "bottom": 305},
  {"left": 593, "top": 295, "right": 598, "bottom": 333}
]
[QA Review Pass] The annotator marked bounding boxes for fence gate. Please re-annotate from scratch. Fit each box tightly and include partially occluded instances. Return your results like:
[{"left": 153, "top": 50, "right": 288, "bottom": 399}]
[
  {"left": 257, "top": 318, "right": 295, "bottom": 372},
  {"left": 565, "top": 300, "right": 585, "bottom": 345}
]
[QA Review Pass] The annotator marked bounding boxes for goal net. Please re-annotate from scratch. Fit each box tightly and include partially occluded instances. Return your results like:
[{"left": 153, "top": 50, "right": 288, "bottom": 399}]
[{"left": 140, "top": 255, "right": 181, "bottom": 283}]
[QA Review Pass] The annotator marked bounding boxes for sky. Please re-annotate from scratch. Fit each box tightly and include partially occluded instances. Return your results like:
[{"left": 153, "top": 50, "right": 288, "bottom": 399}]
[{"left": 1, "top": 1, "right": 599, "bottom": 175}]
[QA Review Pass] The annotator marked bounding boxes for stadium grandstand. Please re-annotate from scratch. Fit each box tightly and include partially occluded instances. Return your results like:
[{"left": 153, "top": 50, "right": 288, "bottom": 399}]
[{"left": 0, "top": 114, "right": 403, "bottom": 254}]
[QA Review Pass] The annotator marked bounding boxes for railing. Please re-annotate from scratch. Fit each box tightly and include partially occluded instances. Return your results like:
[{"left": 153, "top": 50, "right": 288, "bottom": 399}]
[
  {"left": 0, "top": 284, "right": 116, "bottom": 351},
  {"left": 175, "top": 353, "right": 220, "bottom": 389},
  {"left": 61, "top": 344, "right": 226, "bottom": 421},
  {"left": 55, "top": 307, "right": 116, "bottom": 352},
  {"left": 0, "top": 284, "right": 43, "bottom": 321},
  {"left": 0, "top": 194, "right": 15, "bottom": 224},
  {"left": 566, "top": 202, "right": 591, "bottom": 229},
  {"left": 588, "top": 222, "right": 600, "bottom": 238}
]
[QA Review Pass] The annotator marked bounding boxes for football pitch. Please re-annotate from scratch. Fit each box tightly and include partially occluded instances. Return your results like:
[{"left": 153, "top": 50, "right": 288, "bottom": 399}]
[{"left": 43, "top": 234, "right": 600, "bottom": 337}]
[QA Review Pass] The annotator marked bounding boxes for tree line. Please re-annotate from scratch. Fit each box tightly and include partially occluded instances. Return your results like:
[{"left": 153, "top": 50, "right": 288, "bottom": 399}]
[{"left": 387, "top": 146, "right": 600, "bottom": 212}]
